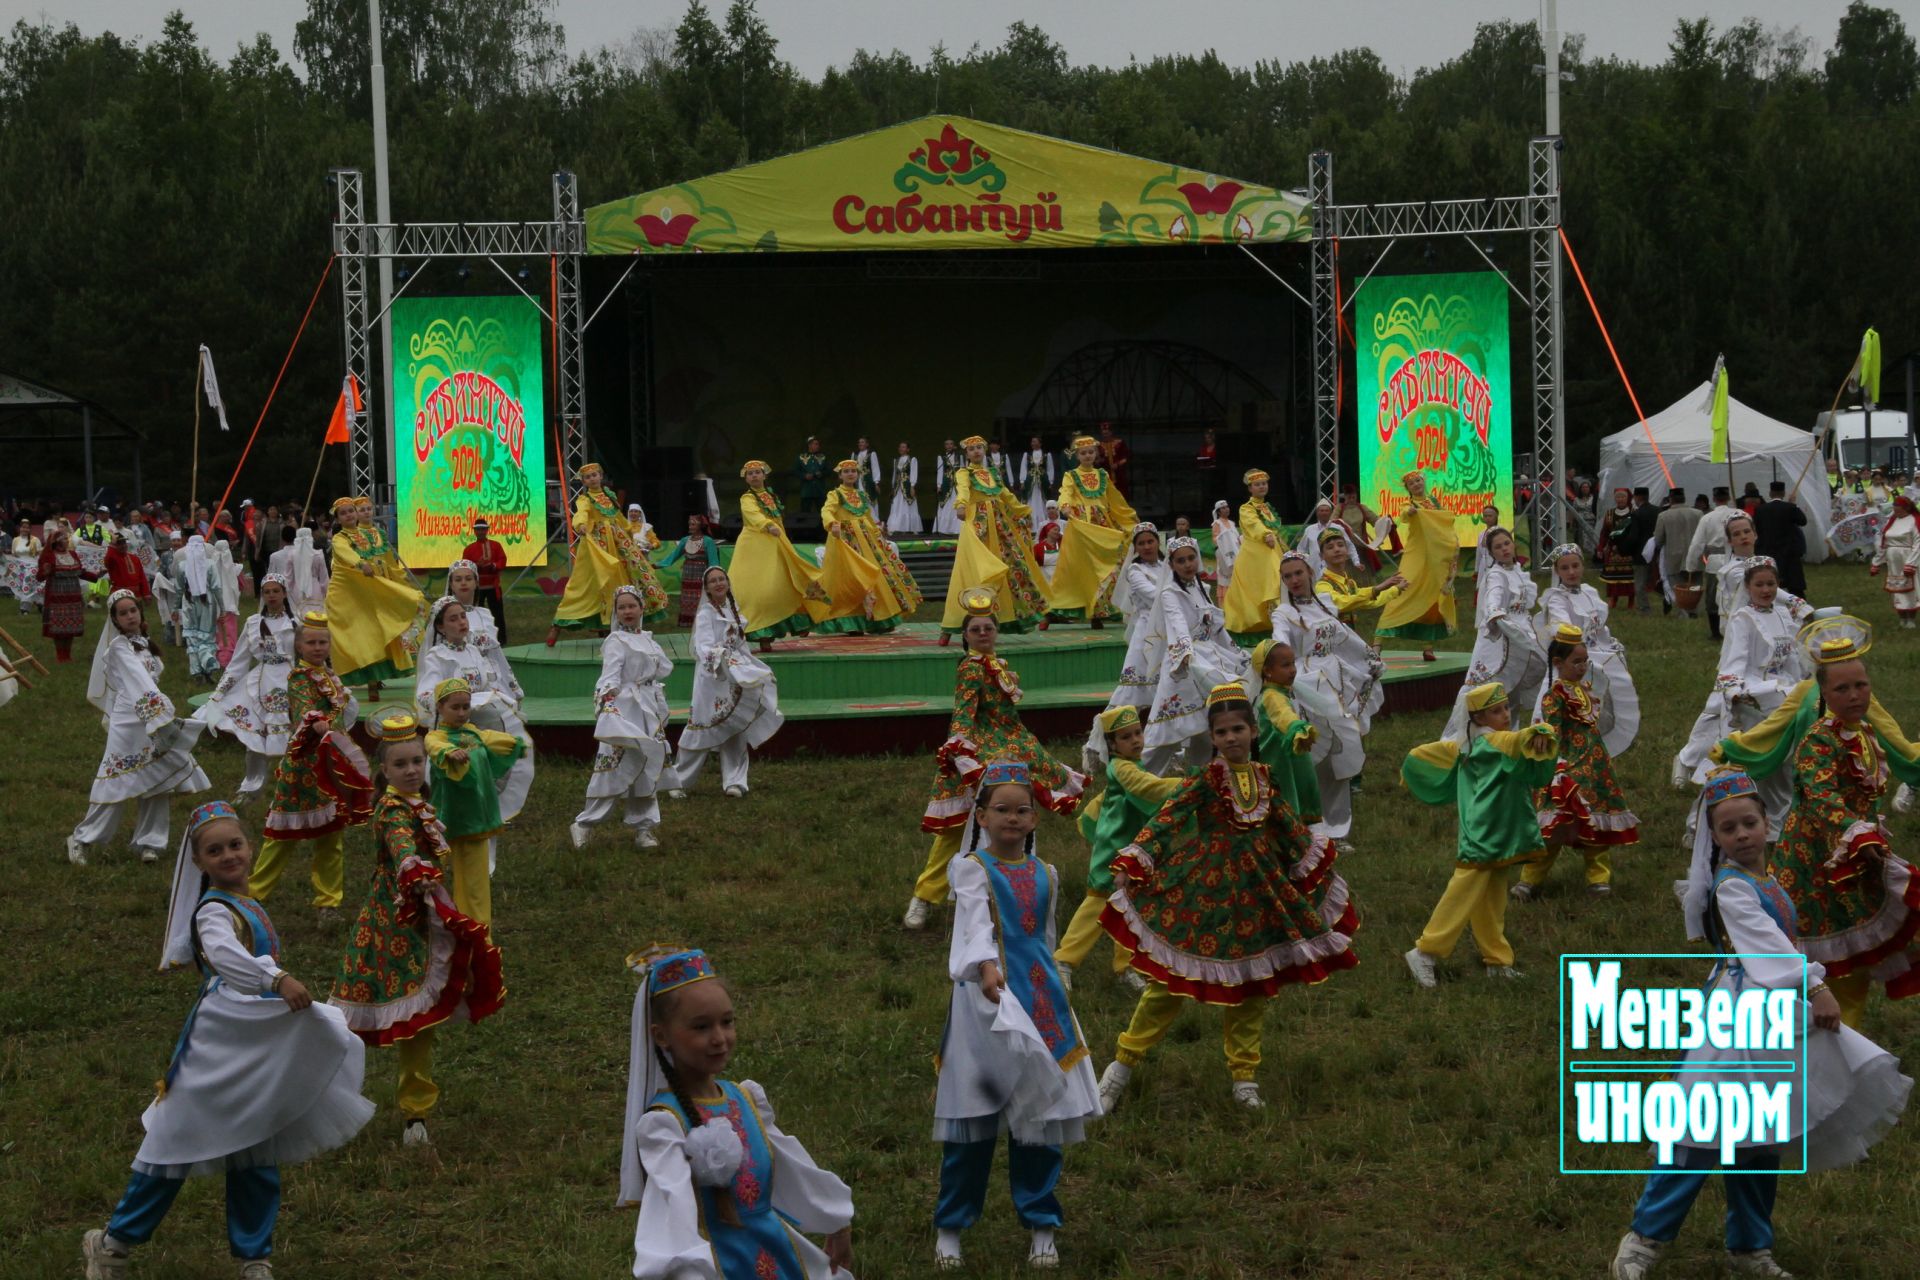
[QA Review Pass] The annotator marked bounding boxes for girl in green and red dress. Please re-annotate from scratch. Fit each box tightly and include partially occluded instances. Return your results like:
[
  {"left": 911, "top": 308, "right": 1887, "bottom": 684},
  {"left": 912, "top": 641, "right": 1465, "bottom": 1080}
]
[
  {"left": 904, "top": 587, "right": 1086, "bottom": 930},
  {"left": 1513, "top": 623, "right": 1640, "bottom": 903},
  {"left": 249, "top": 611, "right": 373, "bottom": 920},
  {"left": 1250, "top": 638, "right": 1323, "bottom": 826},
  {"left": 329, "top": 711, "right": 505, "bottom": 1146},
  {"left": 1097, "top": 682, "right": 1359, "bottom": 1112}
]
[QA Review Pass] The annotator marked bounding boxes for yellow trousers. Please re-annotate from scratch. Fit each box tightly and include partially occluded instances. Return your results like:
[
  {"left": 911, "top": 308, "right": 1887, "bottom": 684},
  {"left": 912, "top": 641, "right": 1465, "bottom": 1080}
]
[
  {"left": 1415, "top": 864, "right": 1515, "bottom": 967},
  {"left": 1521, "top": 846, "right": 1611, "bottom": 888},
  {"left": 249, "top": 830, "right": 345, "bottom": 908},
  {"left": 913, "top": 829, "right": 965, "bottom": 904},
  {"left": 1829, "top": 971, "right": 1872, "bottom": 1030},
  {"left": 1054, "top": 891, "right": 1132, "bottom": 973},
  {"left": 1114, "top": 982, "right": 1265, "bottom": 1081},
  {"left": 446, "top": 834, "right": 492, "bottom": 930},
  {"left": 397, "top": 1028, "right": 437, "bottom": 1118}
]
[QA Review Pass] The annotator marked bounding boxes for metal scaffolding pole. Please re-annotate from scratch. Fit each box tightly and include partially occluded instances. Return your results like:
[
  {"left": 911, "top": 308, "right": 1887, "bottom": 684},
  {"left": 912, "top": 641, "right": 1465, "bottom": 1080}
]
[
  {"left": 1307, "top": 150, "right": 1339, "bottom": 500},
  {"left": 1527, "top": 136, "right": 1566, "bottom": 549},
  {"left": 552, "top": 171, "right": 589, "bottom": 481},
  {"left": 331, "top": 167, "right": 375, "bottom": 502}
]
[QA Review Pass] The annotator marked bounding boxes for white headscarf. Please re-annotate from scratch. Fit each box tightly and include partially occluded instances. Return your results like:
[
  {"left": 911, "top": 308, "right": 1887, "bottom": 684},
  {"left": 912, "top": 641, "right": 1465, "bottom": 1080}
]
[
  {"left": 618, "top": 948, "right": 743, "bottom": 1209},
  {"left": 290, "top": 527, "right": 319, "bottom": 606},
  {"left": 181, "top": 533, "right": 210, "bottom": 597},
  {"left": 86, "top": 588, "right": 142, "bottom": 712}
]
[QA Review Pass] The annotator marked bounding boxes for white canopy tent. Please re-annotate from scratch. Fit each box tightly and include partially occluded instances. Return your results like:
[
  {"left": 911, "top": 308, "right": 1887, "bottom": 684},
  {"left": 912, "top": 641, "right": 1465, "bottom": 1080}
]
[{"left": 1595, "top": 380, "right": 1830, "bottom": 563}]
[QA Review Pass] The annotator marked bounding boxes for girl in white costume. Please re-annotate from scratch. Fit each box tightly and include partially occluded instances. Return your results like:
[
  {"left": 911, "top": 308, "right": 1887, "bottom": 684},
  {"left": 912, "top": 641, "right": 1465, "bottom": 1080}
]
[
  {"left": 212, "top": 537, "right": 243, "bottom": 667},
  {"left": 413, "top": 593, "right": 534, "bottom": 825},
  {"left": 196, "top": 574, "right": 297, "bottom": 804},
  {"left": 1019, "top": 436, "right": 1055, "bottom": 537},
  {"left": 444, "top": 558, "right": 517, "bottom": 690},
  {"left": 888, "top": 443, "right": 924, "bottom": 535},
  {"left": 80, "top": 801, "right": 373, "bottom": 1280},
  {"left": 1096, "top": 525, "right": 1172, "bottom": 741},
  {"left": 667, "top": 568, "right": 783, "bottom": 799},
  {"left": 1533, "top": 543, "right": 1641, "bottom": 756},
  {"left": 1138, "top": 537, "right": 1250, "bottom": 774},
  {"left": 571, "top": 585, "right": 673, "bottom": 851},
  {"left": 1716, "top": 512, "right": 1806, "bottom": 623},
  {"left": 1463, "top": 527, "right": 1545, "bottom": 711},
  {"left": 1209, "top": 499, "right": 1240, "bottom": 594},
  {"left": 621, "top": 946, "right": 856, "bottom": 1280},
  {"left": 1296, "top": 500, "right": 1338, "bottom": 578},
  {"left": 1871, "top": 493, "right": 1920, "bottom": 627},
  {"left": 268, "top": 527, "right": 328, "bottom": 617},
  {"left": 66, "top": 589, "right": 210, "bottom": 866},
  {"left": 1270, "top": 553, "right": 1378, "bottom": 846},
  {"left": 932, "top": 442, "right": 965, "bottom": 537},
  {"left": 1608, "top": 767, "right": 1910, "bottom": 1280},
  {"left": 932, "top": 761, "right": 1100, "bottom": 1271}
]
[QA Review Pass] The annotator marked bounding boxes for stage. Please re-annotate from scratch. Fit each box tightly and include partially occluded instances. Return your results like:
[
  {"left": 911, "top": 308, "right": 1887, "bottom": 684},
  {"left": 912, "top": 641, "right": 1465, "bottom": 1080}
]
[{"left": 264, "top": 624, "right": 1469, "bottom": 760}]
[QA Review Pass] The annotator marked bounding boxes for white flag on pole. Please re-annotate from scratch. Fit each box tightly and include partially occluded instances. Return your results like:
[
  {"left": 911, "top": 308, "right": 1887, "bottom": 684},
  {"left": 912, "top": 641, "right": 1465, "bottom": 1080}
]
[{"left": 199, "top": 344, "right": 230, "bottom": 431}]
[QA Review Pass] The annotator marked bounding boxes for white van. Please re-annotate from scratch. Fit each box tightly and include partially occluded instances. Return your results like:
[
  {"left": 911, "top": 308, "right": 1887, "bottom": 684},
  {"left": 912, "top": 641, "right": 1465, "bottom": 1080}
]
[{"left": 1818, "top": 408, "right": 1915, "bottom": 472}]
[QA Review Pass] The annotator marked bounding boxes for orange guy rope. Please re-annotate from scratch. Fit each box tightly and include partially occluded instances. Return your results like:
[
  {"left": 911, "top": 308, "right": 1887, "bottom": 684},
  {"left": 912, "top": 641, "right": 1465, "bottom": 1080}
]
[
  {"left": 1558, "top": 229, "right": 1674, "bottom": 488},
  {"left": 214, "top": 254, "right": 337, "bottom": 520}
]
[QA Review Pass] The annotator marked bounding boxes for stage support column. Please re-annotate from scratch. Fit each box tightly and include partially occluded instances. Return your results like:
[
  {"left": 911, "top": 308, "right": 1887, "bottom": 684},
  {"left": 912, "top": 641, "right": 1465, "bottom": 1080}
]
[
  {"left": 1307, "top": 150, "right": 1339, "bottom": 502},
  {"left": 1526, "top": 136, "right": 1566, "bottom": 549},
  {"left": 552, "top": 171, "right": 589, "bottom": 483},
  {"left": 331, "top": 167, "right": 376, "bottom": 504}
]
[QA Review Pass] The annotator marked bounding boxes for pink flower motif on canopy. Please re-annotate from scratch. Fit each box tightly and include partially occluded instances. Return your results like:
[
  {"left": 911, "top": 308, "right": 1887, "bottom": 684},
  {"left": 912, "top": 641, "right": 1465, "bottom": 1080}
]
[
  {"left": 636, "top": 210, "right": 699, "bottom": 248},
  {"left": 1178, "top": 180, "right": 1244, "bottom": 216}
]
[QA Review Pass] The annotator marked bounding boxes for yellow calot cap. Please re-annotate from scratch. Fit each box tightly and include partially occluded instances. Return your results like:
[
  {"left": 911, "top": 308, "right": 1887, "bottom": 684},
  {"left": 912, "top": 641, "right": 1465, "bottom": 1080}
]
[
  {"left": 1553, "top": 623, "right": 1585, "bottom": 644},
  {"left": 961, "top": 586, "right": 997, "bottom": 617},
  {"left": 960, "top": 435, "right": 988, "bottom": 449},
  {"left": 1071, "top": 435, "right": 1099, "bottom": 450},
  {"left": 834, "top": 459, "right": 860, "bottom": 472},
  {"left": 1098, "top": 705, "right": 1141, "bottom": 734},
  {"left": 433, "top": 676, "right": 471, "bottom": 704},
  {"left": 1799, "top": 614, "right": 1873, "bottom": 665},
  {"left": 375, "top": 711, "right": 419, "bottom": 742},
  {"left": 1465, "top": 682, "right": 1508, "bottom": 713},
  {"left": 738, "top": 459, "right": 770, "bottom": 477},
  {"left": 1820, "top": 637, "right": 1857, "bottom": 660},
  {"left": 1205, "top": 682, "right": 1249, "bottom": 708},
  {"left": 298, "top": 610, "right": 329, "bottom": 630},
  {"left": 1242, "top": 468, "right": 1268, "bottom": 485},
  {"left": 330, "top": 496, "right": 355, "bottom": 513}
]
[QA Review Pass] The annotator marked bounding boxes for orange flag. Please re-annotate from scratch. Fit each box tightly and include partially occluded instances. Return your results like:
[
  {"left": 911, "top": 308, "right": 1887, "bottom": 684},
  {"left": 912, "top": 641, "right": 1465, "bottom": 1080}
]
[{"left": 324, "top": 374, "right": 362, "bottom": 444}]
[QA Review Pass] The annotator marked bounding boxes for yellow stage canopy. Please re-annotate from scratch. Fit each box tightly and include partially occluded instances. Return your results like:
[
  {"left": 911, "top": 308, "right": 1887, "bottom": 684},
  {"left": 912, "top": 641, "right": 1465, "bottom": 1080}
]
[{"left": 585, "top": 116, "right": 1311, "bottom": 255}]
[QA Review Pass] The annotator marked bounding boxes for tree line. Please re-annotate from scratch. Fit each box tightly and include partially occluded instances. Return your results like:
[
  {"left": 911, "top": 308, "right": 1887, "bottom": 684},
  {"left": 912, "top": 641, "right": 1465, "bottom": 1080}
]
[{"left": 1, "top": 0, "right": 1915, "bottom": 501}]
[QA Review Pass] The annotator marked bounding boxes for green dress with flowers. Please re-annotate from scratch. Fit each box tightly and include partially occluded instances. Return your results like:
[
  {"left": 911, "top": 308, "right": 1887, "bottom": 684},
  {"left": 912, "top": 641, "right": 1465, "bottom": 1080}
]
[
  {"left": 1257, "top": 684, "right": 1322, "bottom": 824},
  {"left": 920, "top": 653, "right": 1086, "bottom": 832},
  {"left": 1099, "top": 757, "right": 1359, "bottom": 1005},
  {"left": 263, "top": 662, "right": 373, "bottom": 842},
  {"left": 1535, "top": 679, "right": 1639, "bottom": 847}
]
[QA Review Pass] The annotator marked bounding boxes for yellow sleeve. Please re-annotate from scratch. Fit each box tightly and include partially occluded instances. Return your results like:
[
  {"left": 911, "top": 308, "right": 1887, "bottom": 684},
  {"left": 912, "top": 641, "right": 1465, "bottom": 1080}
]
[
  {"left": 571, "top": 492, "right": 594, "bottom": 533},
  {"left": 1260, "top": 687, "right": 1305, "bottom": 731},
  {"left": 1320, "top": 572, "right": 1394, "bottom": 615},
  {"left": 425, "top": 729, "right": 471, "bottom": 781},
  {"left": 739, "top": 493, "right": 773, "bottom": 533},
  {"left": 822, "top": 490, "right": 846, "bottom": 528},
  {"left": 1105, "top": 482, "right": 1137, "bottom": 529},
  {"left": 477, "top": 728, "right": 521, "bottom": 757},
  {"left": 329, "top": 531, "right": 363, "bottom": 569},
  {"left": 1112, "top": 758, "right": 1182, "bottom": 806},
  {"left": 1406, "top": 739, "right": 1462, "bottom": 772},
  {"left": 1055, "top": 472, "right": 1082, "bottom": 518},
  {"left": 953, "top": 468, "right": 976, "bottom": 512},
  {"left": 1238, "top": 500, "right": 1268, "bottom": 540},
  {"left": 1484, "top": 725, "right": 1558, "bottom": 760}
]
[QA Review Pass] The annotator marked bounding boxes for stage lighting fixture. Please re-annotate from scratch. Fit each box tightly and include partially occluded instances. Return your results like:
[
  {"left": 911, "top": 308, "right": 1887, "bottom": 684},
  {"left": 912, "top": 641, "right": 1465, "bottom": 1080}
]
[
  {"left": 456, "top": 262, "right": 472, "bottom": 281},
  {"left": 396, "top": 264, "right": 412, "bottom": 282}
]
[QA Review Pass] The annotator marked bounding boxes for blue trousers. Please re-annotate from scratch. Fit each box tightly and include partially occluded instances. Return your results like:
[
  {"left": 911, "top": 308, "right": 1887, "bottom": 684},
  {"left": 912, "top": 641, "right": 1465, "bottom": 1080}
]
[
  {"left": 935, "top": 1136, "right": 1062, "bottom": 1230},
  {"left": 106, "top": 1166, "right": 279, "bottom": 1260},
  {"left": 1629, "top": 1145, "right": 1779, "bottom": 1252}
]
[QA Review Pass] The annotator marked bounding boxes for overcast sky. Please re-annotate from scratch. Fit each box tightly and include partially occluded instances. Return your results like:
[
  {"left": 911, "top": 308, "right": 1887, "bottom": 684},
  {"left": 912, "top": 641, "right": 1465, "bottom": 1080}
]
[{"left": 0, "top": 1, "right": 1880, "bottom": 81}]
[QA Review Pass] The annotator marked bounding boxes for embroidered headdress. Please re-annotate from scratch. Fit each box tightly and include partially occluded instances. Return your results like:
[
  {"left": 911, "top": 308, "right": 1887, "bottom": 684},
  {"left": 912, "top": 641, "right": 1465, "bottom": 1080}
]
[
  {"left": 961, "top": 586, "right": 997, "bottom": 617},
  {"left": 978, "top": 759, "right": 1033, "bottom": 789},
  {"left": 1799, "top": 614, "right": 1872, "bottom": 665},
  {"left": 1465, "top": 682, "right": 1508, "bottom": 713},
  {"left": 1549, "top": 542, "right": 1583, "bottom": 562},
  {"left": 433, "top": 676, "right": 471, "bottom": 704},
  {"left": 1206, "top": 681, "right": 1250, "bottom": 708},
  {"left": 1242, "top": 468, "right": 1269, "bottom": 485},
  {"left": 738, "top": 459, "right": 770, "bottom": 477},
  {"left": 1552, "top": 623, "right": 1585, "bottom": 645}
]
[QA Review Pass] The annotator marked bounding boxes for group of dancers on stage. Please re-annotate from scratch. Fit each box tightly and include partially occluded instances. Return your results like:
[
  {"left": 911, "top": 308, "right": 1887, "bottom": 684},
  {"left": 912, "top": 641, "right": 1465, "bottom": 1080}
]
[{"left": 56, "top": 457, "right": 1920, "bottom": 1280}]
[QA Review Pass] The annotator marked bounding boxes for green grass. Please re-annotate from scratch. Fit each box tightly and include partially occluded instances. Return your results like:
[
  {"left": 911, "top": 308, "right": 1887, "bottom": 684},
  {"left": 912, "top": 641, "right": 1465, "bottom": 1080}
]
[{"left": 5, "top": 565, "right": 1920, "bottom": 1279}]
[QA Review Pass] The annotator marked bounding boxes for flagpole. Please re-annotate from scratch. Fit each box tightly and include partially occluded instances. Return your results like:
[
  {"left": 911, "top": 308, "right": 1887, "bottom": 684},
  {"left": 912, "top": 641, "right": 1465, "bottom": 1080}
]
[
  {"left": 191, "top": 347, "right": 204, "bottom": 513},
  {"left": 302, "top": 444, "right": 331, "bottom": 523}
]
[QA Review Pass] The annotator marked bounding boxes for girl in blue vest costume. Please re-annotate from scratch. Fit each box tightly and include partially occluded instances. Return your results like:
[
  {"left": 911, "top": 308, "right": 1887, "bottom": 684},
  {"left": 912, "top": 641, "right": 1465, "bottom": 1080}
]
[
  {"left": 934, "top": 760, "right": 1102, "bottom": 1271},
  {"left": 1609, "top": 767, "right": 1910, "bottom": 1280},
  {"left": 82, "top": 801, "right": 373, "bottom": 1280},
  {"left": 621, "top": 947, "right": 856, "bottom": 1280}
]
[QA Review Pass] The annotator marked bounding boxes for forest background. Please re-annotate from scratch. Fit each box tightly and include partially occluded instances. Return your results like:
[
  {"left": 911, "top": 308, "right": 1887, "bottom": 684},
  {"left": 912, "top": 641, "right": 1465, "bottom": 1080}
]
[{"left": 0, "top": 0, "right": 1916, "bottom": 498}]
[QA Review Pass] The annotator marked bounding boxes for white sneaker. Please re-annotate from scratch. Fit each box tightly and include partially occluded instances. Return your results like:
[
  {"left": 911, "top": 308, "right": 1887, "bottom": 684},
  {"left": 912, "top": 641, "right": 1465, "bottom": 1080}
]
[
  {"left": 1120, "top": 969, "right": 1149, "bottom": 994},
  {"left": 722, "top": 785, "right": 746, "bottom": 798},
  {"left": 1727, "top": 1251, "right": 1794, "bottom": 1278},
  {"left": 1484, "top": 965, "right": 1524, "bottom": 980},
  {"left": 1028, "top": 1227, "right": 1059, "bottom": 1269},
  {"left": 1335, "top": 839, "right": 1355, "bottom": 855},
  {"left": 665, "top": 789, "right": 688, "bottom": 801},
  {"left": 1230, "top": 1080, "right": 1265, "bottom": 1110},
  {"left": 403, "top": 1118, "right": 430, "bottom": 1146},
  {"left": 239, "top": 1261, "right": 275, "bottom": 1279},
  {"left": 1588, "top": 883, "right": 1613, "bottom": 898},
  {"left": 1404, "top": 947, "right": 1439, "bottom": 989},
  {"left": 1057, "top": 962, "right": 1073, "bottom": 991},
  {"left": 902, "top": 897, "right": 930, "bottom": 929},
  {"left": 634, "top": 826, "right": 660, "bottom": 849},
  {"left": 1509, "top": 881, "right": 1536, "bottom": 903},
  {"left": 1097, "top": 1060, "right": 1131, "bottom": 1112},
  {"left": 568, "top": 822, "right": 591, "bottom": 851},
  {"left": 137, "top": 847, "right": 160, "bottom": 865},
  {"left": 66, "top": 836, "right": 89, "bottom": 866},
  {"left": 935, "top": 1227, "right": 964, "bottom": 1270},
  {"left": 1896, "top": 784, "right": 1915, "bottom": 815},
  {"left": 1609, "top": 1231, "right": 1663, "bottom": 1280},
  {"left": 80, "top": 1229, "right": 128, "bottom": 1280},
  {"left": 1669, "top": 754, "right": 1689, "bottom": 789}
]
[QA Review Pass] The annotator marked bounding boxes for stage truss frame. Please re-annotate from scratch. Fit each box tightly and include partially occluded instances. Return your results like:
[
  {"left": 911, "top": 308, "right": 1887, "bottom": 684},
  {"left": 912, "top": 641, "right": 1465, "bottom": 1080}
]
[
  {"left": 328, "top": 168, "right": 589, "bottom": 503},
  {"left": 1308, "top": 136, "right": 1567, "bottom": 546}
]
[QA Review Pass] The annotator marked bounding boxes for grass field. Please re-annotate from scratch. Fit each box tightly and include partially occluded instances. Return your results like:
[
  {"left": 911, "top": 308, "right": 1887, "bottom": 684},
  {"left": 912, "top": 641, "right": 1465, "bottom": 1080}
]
[{"left": 5, "top": 562, "right": 1920, "bottom": 1279}]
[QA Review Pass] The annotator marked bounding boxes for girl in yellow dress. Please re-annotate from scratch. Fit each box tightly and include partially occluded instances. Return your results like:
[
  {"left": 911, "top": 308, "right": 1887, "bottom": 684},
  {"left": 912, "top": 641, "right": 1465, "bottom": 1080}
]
[
  {"left": 1223, "top": 468, "right": 1288, "bottom": 643},
  {"left": 1375, "top": 470, "right": 1458, "bottom": 660},
  {"left": 732, "top": 459, "right": 832, "bottom": 650},
  {"left": 549, "top": 463, "right": 665, "bottom": 643},
  {"left": 325, "top": 496, "right": 426, "bottom": 692},
  {"left": 1048, "top": 435, "right": 1136, "bottom": 628},
  {"left": 821, "top": 458, "right": 919, "bottom": 634},
  {"left": 940, "top": 436, "right": 1051, "bottom": 642}
]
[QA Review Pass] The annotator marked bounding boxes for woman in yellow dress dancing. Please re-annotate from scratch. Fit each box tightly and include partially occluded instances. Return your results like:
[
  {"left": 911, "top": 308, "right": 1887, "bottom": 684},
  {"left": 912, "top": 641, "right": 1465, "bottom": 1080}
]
[
  {"left": 822, "top": 459, "right": 920, "bottom": 634},
  {"left": 325, "top": 496, "right": 425, "bottom": 694},
  {"left": 1048, "top": 435, "right": 1137, "bottom": 628},
  {"left": 547, "top": 463, "right": 666, "bottom": 644},
  {"left": 1374, "top": 470, "right": 1458, "bottom": 661},
  {"left": 1223, "top": 468, "right": 1287, "bottom": 643},
  {"left": 732, "top": 459, "right": 836, "bottom": 650},
  {"left": 939, "top": 435, "right": 1051, "bottom": 642}
]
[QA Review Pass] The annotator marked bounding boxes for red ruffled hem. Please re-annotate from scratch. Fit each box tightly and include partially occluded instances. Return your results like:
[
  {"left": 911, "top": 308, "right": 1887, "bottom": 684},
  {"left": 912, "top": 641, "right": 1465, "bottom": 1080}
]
[
  {"left": 1537, "top": 772, "right": 1640, "bottom": 847},
  {"left": 1097, "top": 902, "right": 1359, "bottom": 1005},
  {"left": 263, "top": 732, "right": 373, "bottom": 839},
  {"left": 357, "top": 899, "right": 505, "bottom": 1047},
  {"left": 1822, "top": 866, "right": 1920, "bottom": 984}
]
